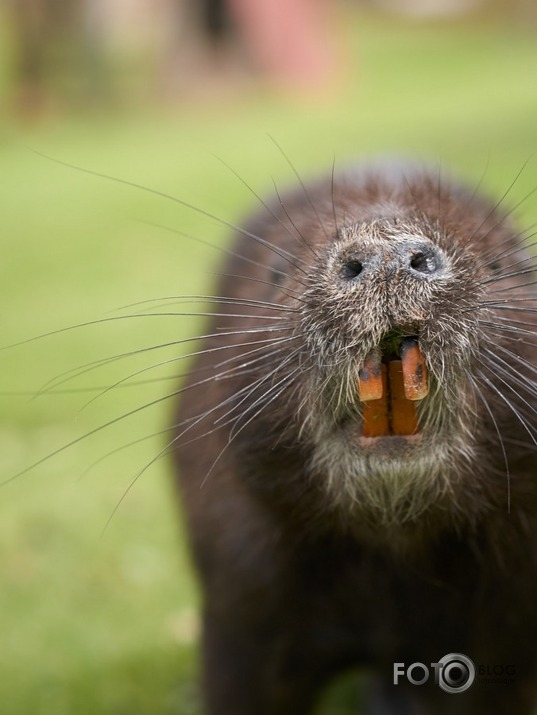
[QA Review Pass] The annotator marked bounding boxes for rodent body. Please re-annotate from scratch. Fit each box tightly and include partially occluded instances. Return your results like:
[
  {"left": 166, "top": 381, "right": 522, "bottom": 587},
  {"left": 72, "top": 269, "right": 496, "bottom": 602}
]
[{"left": 174, "top": 162, "right": 537, "bottom": 714}]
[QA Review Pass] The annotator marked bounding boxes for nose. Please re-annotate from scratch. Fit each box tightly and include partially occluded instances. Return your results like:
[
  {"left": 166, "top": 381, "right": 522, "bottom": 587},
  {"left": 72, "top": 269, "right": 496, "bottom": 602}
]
[{"left": 338, "top": 240, "right": 444, "bottom": 282}]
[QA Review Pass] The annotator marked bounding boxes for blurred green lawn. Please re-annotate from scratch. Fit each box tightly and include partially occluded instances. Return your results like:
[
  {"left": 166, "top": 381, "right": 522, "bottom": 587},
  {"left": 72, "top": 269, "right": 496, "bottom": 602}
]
[{"left": 1, "top": 9, "right": 536, "bottom": 715}]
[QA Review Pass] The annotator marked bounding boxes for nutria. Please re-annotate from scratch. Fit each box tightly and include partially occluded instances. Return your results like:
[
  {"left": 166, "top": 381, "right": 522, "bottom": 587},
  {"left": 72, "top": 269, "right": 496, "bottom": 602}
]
[{"left": 173, "top": 161, "right": 537, "bottom": 714}]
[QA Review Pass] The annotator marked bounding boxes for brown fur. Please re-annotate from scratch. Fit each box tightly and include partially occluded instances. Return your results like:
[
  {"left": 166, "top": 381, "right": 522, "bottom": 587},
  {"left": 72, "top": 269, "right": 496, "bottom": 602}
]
[{"left": 173, "top": 163, "right": 537, "bottom": 714}]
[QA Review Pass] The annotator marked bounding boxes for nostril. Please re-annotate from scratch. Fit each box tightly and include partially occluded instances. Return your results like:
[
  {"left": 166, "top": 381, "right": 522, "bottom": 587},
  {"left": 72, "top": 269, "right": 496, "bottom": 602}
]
[
  {"left": 340, "top": 259, "right": 364, "bottom": 281},
  {"left": 409, "top": 250, "right": 439, "bottom": 275}
]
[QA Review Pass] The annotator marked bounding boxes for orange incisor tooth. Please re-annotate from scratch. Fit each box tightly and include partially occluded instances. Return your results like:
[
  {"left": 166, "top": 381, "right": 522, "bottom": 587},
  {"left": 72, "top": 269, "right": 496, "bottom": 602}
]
[
  {"left": 400, "top": 337, "right": 429, "bottom": 401},
  {"left": 389, "top": 360, "right": 419, "bottom": 436},
  {"left": 361, "top": 364, "right": 389, "bottom": 437},
  {"left": 357, "top": 349, "right": 384, "bottom": 402}
]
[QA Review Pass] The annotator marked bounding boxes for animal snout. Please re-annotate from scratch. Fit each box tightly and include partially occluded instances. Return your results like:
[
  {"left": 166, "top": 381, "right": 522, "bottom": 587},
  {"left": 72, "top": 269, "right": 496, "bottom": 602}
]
[{"left": 339, "top": 240, "right": 445, "bottom": 282}]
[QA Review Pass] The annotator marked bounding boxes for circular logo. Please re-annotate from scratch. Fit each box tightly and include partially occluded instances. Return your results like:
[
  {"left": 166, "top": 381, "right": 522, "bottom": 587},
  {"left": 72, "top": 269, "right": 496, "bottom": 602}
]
[{"left": 437, "top": 653, "right": 476, "bottom": 693}]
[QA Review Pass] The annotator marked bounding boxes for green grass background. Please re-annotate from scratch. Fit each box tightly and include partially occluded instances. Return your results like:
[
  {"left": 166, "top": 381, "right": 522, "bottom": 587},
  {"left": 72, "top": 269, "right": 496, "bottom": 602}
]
[{"left": 1, "top": 8, "right": 537, "bottom": 714}]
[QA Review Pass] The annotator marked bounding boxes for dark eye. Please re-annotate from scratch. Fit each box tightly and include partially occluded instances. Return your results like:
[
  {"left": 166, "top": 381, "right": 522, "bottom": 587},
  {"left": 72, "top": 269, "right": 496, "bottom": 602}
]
[
  {"left": 489, "top": 261, "right": 501, "bottom": 274},
  {"left": 340, "top": 259, "right": 363, "bottom": 281}
]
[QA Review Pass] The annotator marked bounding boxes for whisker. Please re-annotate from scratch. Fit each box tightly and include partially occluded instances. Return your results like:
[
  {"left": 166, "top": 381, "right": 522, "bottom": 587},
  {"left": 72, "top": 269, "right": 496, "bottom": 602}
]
[
  {"left": 1, "top": 372, "right": 194, "bottom": 398},
  {"left": 214, "top": 154, "right": 318, "bottom": 261},
  {"left": 479, "top": 182, "right": 537, "bottom": 248},
  {"left": 113, "top": 294, "right": 300, "bottom": 314},
  {"left": 101, "top": 353, "right": 303, "bottom": 530},
  {"left": 476, "top": 372, "right": 537, "bottom": 445},
  {"left": 79, "top": 336, "right": 291, "bottom": 413},
  {"left": 210, "top": 272, "right": 305, "bottom": 303},
  {"left": 268, "top": 135, "right": 331, "bottom": 242},
  {"left": 79, "top": 424, "right": 178, "bottom": 480},
  {"left": 478, "top": 226, "right": 535, "bottom": 265},
  {"left": 228, "top": 366, "right": 301, "bottom": 442},
  {"left": 0, "top": 381, "right": 191, "bottom": 488},
  {"left": 483, "top": 305, "right": 537, "bottom": 315},
  {"left": 270, "top": 178, "right": 320, "bottom": 260},
  {"left": 486, "top": 331, "right": 537, "bottom": 350},
  {"left": 330, "top": 154, "right": 340, "bottom": 238},
  {"left": 479, "top": 230, "right": 537, "bottom": 269},
  {"left": 483, "top": 266, "right": 537, "bottom": 286},
  {"left": 39, "top": 330, "right": 295, "bottom": 395},
  {"left": 484, "top": 340, "right": 537, "bottom": 378},
  {"left": 463, "top": 155, "right": 490, "bottom": 214},
  {"left": 481, "top": 314, "right": 537, "bottom": 330},
  {"left": 216, "top": 348, "right": 302, "bottom": 429},
  {"left": 489, "top": 278, "right": 537, "bottom": 294},
  {"left": 200, "top": 366, "right": 302, "bottom": 488},
  {"left": 138, "top": 219, "right": 294, "bottom": 282},
  {"left": 468, "top": 373, "right": 511, "bottom": 513},
  {"left": 481, "top": 350, "right": 537, "bottom": 407},
  {"left": 1, "top": 312, "right": 186, "bottom": 352},
  {"left": 478, "top": 296, "right": 537, "bottom": 306},
  {"left": 478, "top": 320, "right": 536, "bottom": 337},
  {"left": 33, "top": 150, "right": 309, "bottom": 278},
  {"left": 468, "top": 158, "right": 532, "bottom": 244}
]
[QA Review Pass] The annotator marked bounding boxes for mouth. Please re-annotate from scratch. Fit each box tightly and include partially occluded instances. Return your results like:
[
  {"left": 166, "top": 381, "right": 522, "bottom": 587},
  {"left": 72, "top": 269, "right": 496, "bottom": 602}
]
[{"left": 357, "top": 335, "right": 429, "bottom": 438}]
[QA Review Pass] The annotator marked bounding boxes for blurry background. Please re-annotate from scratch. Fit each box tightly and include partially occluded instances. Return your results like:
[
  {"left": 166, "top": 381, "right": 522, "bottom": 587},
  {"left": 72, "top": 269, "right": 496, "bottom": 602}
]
[{"left": 1, "top": 1, "right": 536, "bottom": 713}]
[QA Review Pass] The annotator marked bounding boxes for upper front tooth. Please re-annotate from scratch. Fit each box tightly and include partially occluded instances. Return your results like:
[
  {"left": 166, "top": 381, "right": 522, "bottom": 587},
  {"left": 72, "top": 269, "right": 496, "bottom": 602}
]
[
  {"left": 357, "top": 348, "right": 384, "bottom": 402},
  {"left": 400, "top": 337, "right": 429, "bottom": 401}
]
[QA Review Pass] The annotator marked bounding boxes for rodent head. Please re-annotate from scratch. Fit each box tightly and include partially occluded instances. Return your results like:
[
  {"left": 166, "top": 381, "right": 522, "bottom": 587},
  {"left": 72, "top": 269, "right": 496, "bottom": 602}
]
[
  {"left": 253, "top": 167, "right": 537, "bottom": 529},
  {"left": 200, "top": 165, "right": 536, "bottom": 535}
]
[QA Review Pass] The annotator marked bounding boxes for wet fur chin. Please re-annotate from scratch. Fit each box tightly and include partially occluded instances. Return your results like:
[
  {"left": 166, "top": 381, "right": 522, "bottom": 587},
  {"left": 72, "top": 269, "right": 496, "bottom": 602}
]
[{"left": 308, "top": 429, "right": 477, "bottom": 528}]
